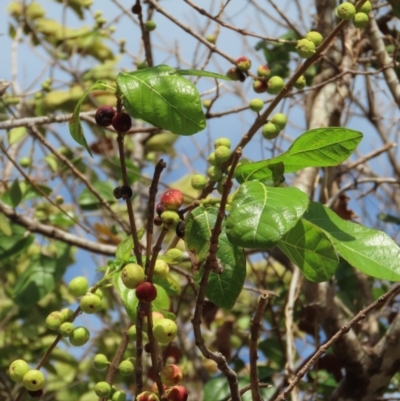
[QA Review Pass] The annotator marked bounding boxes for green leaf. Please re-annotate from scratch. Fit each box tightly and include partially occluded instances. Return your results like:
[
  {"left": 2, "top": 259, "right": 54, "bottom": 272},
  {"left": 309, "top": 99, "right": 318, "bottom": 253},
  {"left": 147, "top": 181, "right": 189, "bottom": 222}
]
[
  {"left": 3, "top": 178, "right": 23, "bottom": 208},
  {"left": 185, "top": 206, "right": 246, "bottom": 309},
  {"left": 12, "top": 243, "right": 71, "bottom": 307},
  {"left": 378, "top": 213, "right": 400, "bottom": 225},
  {"left": 116, "top": 65, "right": 206, "bottom": 135},
  {"left": 78, "top": 181, "right": 115, "bottom": 210},
  {"left": 0, "top": 222, "right": 34, "bottom": 259},
  {"left": 175, "top": 69, "right": 231, "bottom": 80},
  {"left": 115, "top": 235, "right": 133, "bottom": 261},
  {"left": 278, "top": 219, "right": 339, "bottom": 282},
  {"left": 226, "top": 182, "right": 309, "bottom": 249},
  {"left": 20, "top": 182, "right": 52, "bottom": 202},
  {"left": 235, "top": 128, "right": 363, "bottom": 183},
  {"left": 68, "top": 80, "right": 110, "bottom": 157},
  {"left": 0, "top": 212, "right": 12, "bottom": 236},
  {"left": 303, "top": 201, "right": 400, "bottom": 281},
  {"left": 8, "top": 127, "right": 27, "bottom": 144}
]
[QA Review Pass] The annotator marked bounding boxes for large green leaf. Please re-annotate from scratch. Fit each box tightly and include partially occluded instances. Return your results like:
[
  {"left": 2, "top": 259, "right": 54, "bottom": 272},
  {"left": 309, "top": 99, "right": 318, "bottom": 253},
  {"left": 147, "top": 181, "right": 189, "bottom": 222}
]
[
  {"left": 12, "top": 243, "right": 71, "bottom": 307},
  {"left": 175, "top": 69, "right": 231, "bottom": 80},
  {"left": 278, "top": 219, "right": 339, "bottom": 282},
  {"left": 235, "top": 128, "right": 362, "bottom": 183},
  {"left": 226, "top": 182, "right": 309, "bottom": 249},
  {"left": 303, "top": 201, "right": 400, "bottom": 281},
  {"left": 117, "top": 65, "right": 206, "bottom": 135},
  {"left": 185, "top": 206, "right": 246, "bottom": 309},
  {"left": 68, "top": 80, "right": 110, "bottom": 157},
  {"left": 113, "top": 273, "right": 170, "bottom": 322}
]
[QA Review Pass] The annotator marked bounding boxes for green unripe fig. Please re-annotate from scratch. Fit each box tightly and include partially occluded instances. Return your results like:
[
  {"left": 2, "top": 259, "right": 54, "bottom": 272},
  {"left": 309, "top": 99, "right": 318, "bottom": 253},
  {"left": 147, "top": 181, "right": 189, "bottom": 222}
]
[
  {"left": 165, "top": 248, "right": 183, "bottom": 263},
  {"left": 217, "top": 178, "right": 226, "bottom": 195},
  {"left": 205, "top": 34, "right": 216, "bottom": 44},
  {"left": 9, "top": 360, "right": 29, "bottom": 383},
  {"left": 249, "top": 98, "right": 264, "bottom": 112},
  {"left": 19, "top": 157, "right": 31, "bottom": 168},
  {"left": 214, "top": 146, "right": 231, "bottom": 164},
  {"left": 214, "top": 137, "right": 231, "bottom": 149},
  {"left": 359, "top": 1, "right": 372, "bottom": 14},
  {"left": 202, "top": 99, "right": 212, "bottom": 109},
  {"left": 296, "top": 39, "right": 316, "bottom": 59},
  {"left": 121, "top": 263, "right": 145, "bottom": 289},
  {"left": 69, "top": 326, "right": 90, "bottom": 346},
  {"left": 154, "top": 259, "right": 169, "bottom": 277},
  {"left": 305, "top": 31, "right": 323, "bottom": 47},
  {"left": 262, "top": 123, "right": 280, "bottom": 140},
  {"left": 22, "top": 370, "right": 45, "bottom": 391},
  {"left": 59, "top": 322, "right": 74, "bottom": 337},
  {"left": 294, "top": 75, "right": 306, "bottom": 90},
  {"left": 80, "top": 293, "right": 102, "bottom": 314},
  {"left": 137, "top": 61, "right": 148, "bottom": 70},
  {"left": 93, "top": 354, "right": 109, "bottom": 370},
  {"left": 94, "top": 381, "right": 112, "bottom": 398},
  {"left": 153, "top": 319, "right": 178, "bottom": 344},
  {"left": 267, "top": 76, "right": 285, "bottom": 94},
  {"left": 160, "top": 211, "right": 181, "bottom": 229},
  {"left": 191, "top": 174, "right": 207, "bottom": 190},
  {"left": 207, "top": 152, "right": 217, "bottom": 166},
  {"left": 207, "top": 166, "right": 223, "bottom": 182},
  {"left": 144, "top": 311, "right": 165, "bottom": 332},
  {"left": 145, "top": 20, "right": 156, "bottom": 31},
  {"left": 68, "top": 276, "right": 88, "bottom": 297},
  {"left": 257, "top": 65, "right": 270, "bottom": 78},
  {"left": 55, "top": 195, "right": 64, "bottom": 205},
  {"left": 270, "top": 113, "right": 287, "bottom": 130},
  {"left": 118, "top": 360, "right": 134, "bottom": 376},
  {"left": 127, "top": 325, "right": 137, "bottom": 340},
  {"left": 45, "top": 311, "right": 63, "bottom": 331},
  {"left": 112, "top": 390, "right": 127, "bottom": 401},
  {"left": 353, "top": 12, "right": 369, "bottom": 29},
  {"left": 60, "top": 308, "right": 74, "bottom": 322},
  {"left": 336, "top": 2, "right": 356, "bottom": 20}
]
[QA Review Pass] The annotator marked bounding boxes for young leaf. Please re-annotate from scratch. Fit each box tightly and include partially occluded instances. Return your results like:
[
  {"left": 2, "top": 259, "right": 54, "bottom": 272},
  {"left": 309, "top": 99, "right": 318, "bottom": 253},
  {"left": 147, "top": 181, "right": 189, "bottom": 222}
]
[
  {"left": 175, "top": 69, "right": 231, "bottom": 80},
  {"left": 235, "top": 128, "right": 362, "bottom": 183},
  {"left": 116, "top": 65, "right": 206, "bottom": 135},
  {"left": 78, "top": 181, "right": 115, "bottom": 210},
  {"left": 226, "top": 182, "right": 309, "bottom": 249},
  {"left": 0, "top": 222, "right": 34, "bottom": 259},
  {"left": 115, "top": 235, "right": 134, "bottom": 261},
  {"left": 68, "top": 80, "right": 110, "bottom": 157},
  {"left": 278, "top": 219, "right": 339, "bottom": 282},
  {"left": 303, "top": 201, "right": 400, "bottom": 281},
  {"left": 185, "top": 206, "right": 246, "bottom": 309}
]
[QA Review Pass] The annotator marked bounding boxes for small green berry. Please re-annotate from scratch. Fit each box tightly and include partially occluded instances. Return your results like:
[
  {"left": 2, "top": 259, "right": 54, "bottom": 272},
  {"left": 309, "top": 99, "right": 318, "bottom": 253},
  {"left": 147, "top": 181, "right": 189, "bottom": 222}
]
[
  {"left": 353, "top": 12, "right": 369, "bottom": 29},
  {"left": 22, "top": 370, "right": 45, "bottom": 391},
  {"left": 257, "top": 65, "right": 270, "bottom": 78},
  {"left": 118, "top": 360, "right": 134, "bottom": 376},
  {"left": 270, "top": 113, "right": 287, "bottom": 130},
  {"left": 207, "top": 166, "right": 223, "bottom": 182},
  {"left": 262, "top": 123, "right": 280, "bottom": 140},
  {"left": 145, "top": 20, "right": 156, "bottom": 31},
  {"left": 94, "top": 381, "right": 112, "bottom": 398},
  {"left": 68, "top": 276, "right": 88, "bottom": 297},
  {"left": 249, "top": 98, "right": 264, "bottom": 112},
  {"left": 160, "top": 211, "right": 181, "bottom": 229},
  {"left": 214, "top": 145, "right": 231, "bottom": 164},
  {"left": 69, "top": 326, "right": 90, "bottom": 346},
  {"left": 191, "top": 174, "right": 207, "bottom": 190},
  {"left": 214, "top": 137, "right": 231, "bottom": 149},
  {"left": 121, "top": 263, "right": 145, "bottom": 289},
  {"left": 154, "top": 259, "right": 170, "bottom": 277},
  {"left": 55, "top": 195, "right": 64, "bottom": 205},
  {"left": 207, "top": 152, "right": 217, "bottom": 166},
  {"left": 305, "top": 31, "right": 323, "bottom": 47},
  {"left": 267, "top": 76, "right": 285, "bottom": 94},
  {"left": 137, "top": 61, "right": 148, "bottom": 70},
  {"left": 19, "top": 157, "right": 31, "bottom": 168},
  {"left": 9, "top": 360, "right": 29, "bottom": 383},
  {"left": 59, "top": 322, "right": 74, "bottom": 337},
  {"left": 205, "top": 34, "right": 216, "bottom": 44},
  {"left": 153, "top": 319, "right": 178, "bottom": 344},
  {"left": 80, "top": 293, "right": 102, "bottom": 314},
  {"left": 127, "top": 325, "right": 137, "bottom": 340},
  {"left": 45, "top": 311, "right": 63, "bottom": 331},
  {"left": 336, "top": 2, "right": 356, "bottom": 20},
  {"left": 202, "top": 99, "right": 212, "bottom": 109},
  {"left": 359, "top": 1, "right": 372, "bottom": 14},
  {"left": 296, "top": 39, "right": 316, "bottom": 59},
  {"left": 93, "top": 354, "right": 109, "bottom": 371},
  {"left": 112, "top": 390, "right": 127, "bottom": 401},
  {"left": 294, "top": 75, "right": 306, "bottom": 90},
  {"left": 165, "top": 248, "right": 183, "bottom": 263}
]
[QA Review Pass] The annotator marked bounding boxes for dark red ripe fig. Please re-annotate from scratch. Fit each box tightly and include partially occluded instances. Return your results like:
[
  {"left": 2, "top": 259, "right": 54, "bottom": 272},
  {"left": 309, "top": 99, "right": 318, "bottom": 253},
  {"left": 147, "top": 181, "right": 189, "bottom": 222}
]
[
  {"left": 131, "top": 3, "right": 142, "bottom": 14},
  {"left": 176, "top": 220, "right": 185, "bottom": 238},
  {"left": 156, "top": 202, "right": 166, "bottom": 216},
  {"left": 154, "top": 216, "right": 162, "bottom": 226},
  {"left": 144, "top": 342, "right": 151, "bottom": 353},
  {"left": 28, "top": 389, "right": 44, "bottom": 398},
  {"left": 136, "top": 282, "right": 157, "bottom": 302},
  {"left": 113, "top": 185, "right": 133, "bottom": 200},
  {"left": 95, "top": 105, "right": 115, "bottom": 127},
  {"left": 167, "top": 385, "right": 189, "bottom": 401},
  {"left": 112, "top": 112, "right": 132, "bottom": 133}
]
